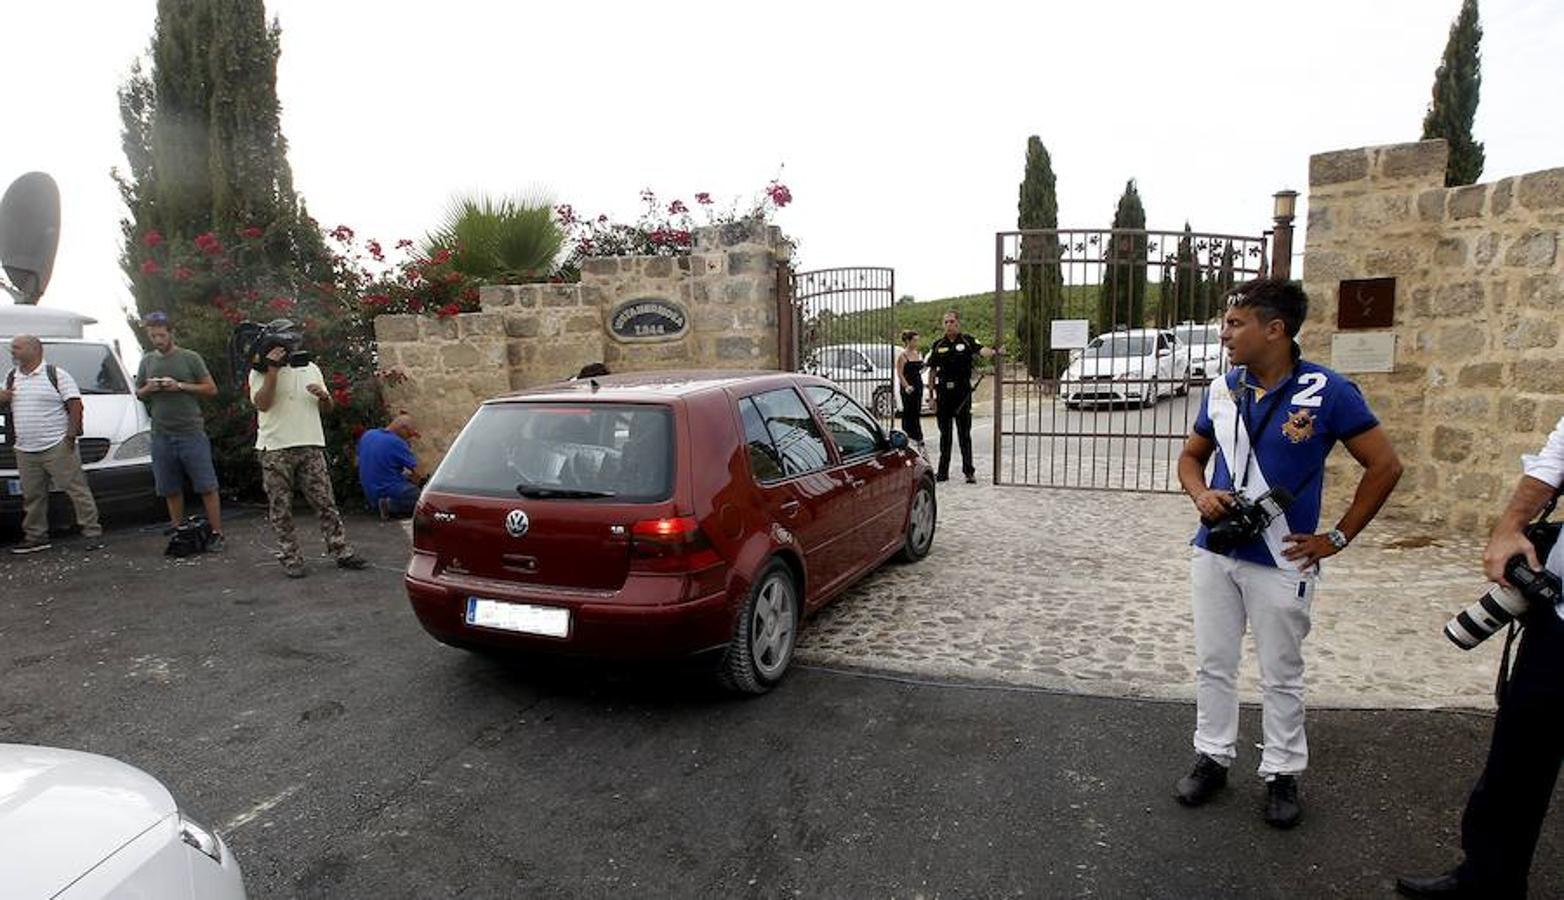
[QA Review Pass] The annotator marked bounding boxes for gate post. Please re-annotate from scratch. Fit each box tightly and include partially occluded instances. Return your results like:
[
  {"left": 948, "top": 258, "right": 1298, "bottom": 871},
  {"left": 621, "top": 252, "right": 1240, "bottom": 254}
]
[
  {"left": 1270, "top": 190, "right": 1298, "bottom": 281},
  {"left": 776, "top": 264, "right": 796, "bottom": 370},
  {"left": 992, "top": 231, "right": 1005, "bottom": 485}
]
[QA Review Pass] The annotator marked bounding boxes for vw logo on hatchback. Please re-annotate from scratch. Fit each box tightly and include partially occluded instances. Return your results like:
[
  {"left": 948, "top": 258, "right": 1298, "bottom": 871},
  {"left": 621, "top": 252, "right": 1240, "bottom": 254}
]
[{"left": 505, "top": 509, "right": 530, "bottom": 538}]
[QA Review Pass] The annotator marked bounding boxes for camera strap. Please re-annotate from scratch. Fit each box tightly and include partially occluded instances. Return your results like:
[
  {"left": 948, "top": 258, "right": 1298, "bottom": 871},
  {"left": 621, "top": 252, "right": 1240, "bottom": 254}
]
[
  {"left": 1231, "top": 368, "right": 1290, "bottom": 494},
  {"left": 1496, "top": 621, "right": 1521, "bottom": 707}
]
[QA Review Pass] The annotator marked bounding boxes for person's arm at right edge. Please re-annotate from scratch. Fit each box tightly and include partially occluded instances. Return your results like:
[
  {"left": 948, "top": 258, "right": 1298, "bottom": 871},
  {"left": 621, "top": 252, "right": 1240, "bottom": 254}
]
[{"left": 1486, "top": 415, "right": 1564, "bottom": 585}]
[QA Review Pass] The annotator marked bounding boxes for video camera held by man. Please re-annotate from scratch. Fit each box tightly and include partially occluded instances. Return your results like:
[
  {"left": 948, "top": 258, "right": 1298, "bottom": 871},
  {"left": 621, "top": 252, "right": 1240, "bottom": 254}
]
[{"left": 227, "top": 319, "right": 311, "bottom": 385}]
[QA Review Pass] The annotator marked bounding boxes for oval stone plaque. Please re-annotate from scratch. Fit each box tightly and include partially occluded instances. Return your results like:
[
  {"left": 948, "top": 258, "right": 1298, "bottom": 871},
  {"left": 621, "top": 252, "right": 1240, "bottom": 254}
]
[{"left": 609, "top": 297, "right": 688, "bottom": 342}]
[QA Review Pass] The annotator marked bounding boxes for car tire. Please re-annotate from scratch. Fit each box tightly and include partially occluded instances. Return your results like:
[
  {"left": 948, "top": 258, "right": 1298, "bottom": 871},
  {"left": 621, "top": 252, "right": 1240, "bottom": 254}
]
[
  {"left": 896, "top": 477, "right": 937, "bottom": 563},
  {"left": 717, "top": 560, "right": 799, "bottom": 695},
  {"left": 872, "top": 385, "right": 895, "bottom": 419}
]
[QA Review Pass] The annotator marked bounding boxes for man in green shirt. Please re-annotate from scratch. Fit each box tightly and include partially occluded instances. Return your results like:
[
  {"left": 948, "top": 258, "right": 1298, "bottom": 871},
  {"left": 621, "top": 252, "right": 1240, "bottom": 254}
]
[{"left": 134, "top": 312, "right": 224, "bottom": 549}]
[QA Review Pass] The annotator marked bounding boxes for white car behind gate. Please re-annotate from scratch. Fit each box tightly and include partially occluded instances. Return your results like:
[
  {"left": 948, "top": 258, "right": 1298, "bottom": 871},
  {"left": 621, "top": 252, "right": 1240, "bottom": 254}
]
[
  {"left": 805, "top": 343, "right": 902, "bottom": 419},
  {"left": 1060, "top": 328, "right": 1191, "bottom": 408}
]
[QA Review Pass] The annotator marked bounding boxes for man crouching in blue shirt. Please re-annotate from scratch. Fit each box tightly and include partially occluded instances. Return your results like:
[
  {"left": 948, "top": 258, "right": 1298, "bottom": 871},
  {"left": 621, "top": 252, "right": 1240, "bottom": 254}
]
[
  {"left": 358, "top": 414, "right": 424, "bottom": 519},
  {"left": 1173, "top": 278, "right": 1403, "bottom": 828}
]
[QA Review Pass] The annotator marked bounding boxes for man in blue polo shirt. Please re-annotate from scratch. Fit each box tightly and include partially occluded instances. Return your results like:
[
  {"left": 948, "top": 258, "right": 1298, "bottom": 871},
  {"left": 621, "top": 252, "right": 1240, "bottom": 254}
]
[
  {"left": 357, "top": 413, "right": 423, "bottom": 519},
  {"left": 1172, "top": 278, "right": 1403, "bottom": 829}
]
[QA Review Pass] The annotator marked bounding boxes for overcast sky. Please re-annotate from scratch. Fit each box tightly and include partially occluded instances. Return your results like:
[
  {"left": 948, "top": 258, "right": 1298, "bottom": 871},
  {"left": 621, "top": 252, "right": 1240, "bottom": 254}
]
[{"left": 2, "top": 0, "right": 1559, "bottom": 353}]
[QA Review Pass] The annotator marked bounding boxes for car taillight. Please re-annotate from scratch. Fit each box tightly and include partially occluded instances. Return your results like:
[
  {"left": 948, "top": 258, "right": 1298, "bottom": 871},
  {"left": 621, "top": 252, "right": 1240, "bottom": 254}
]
[{"left": 630, "top": 516, "right": 721, "bottom": 573}]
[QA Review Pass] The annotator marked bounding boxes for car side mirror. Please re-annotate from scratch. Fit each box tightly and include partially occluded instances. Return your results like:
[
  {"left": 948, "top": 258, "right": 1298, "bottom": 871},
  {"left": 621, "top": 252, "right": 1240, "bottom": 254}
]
[
  {"left": 887, "top": 430, "right": 909, "bottom": 450},
  {"left": 855, "top": 363, "right": 873, "bottom": 374}
]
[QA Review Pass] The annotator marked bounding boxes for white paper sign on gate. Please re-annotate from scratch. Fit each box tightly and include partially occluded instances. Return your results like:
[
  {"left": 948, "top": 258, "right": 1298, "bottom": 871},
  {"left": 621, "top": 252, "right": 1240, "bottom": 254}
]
[{"left": 1050, "top": 319, "right": 1090, "bottom": 350}]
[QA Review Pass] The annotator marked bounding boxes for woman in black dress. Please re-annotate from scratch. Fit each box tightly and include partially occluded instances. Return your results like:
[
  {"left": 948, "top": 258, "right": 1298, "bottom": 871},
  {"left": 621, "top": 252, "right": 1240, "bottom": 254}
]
[{"left": 894, "top": 329, "right": 925, "bottom": 446}]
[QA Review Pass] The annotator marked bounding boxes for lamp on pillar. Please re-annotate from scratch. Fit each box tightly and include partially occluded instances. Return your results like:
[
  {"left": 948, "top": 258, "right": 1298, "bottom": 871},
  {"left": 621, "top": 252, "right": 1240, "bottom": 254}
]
[{"left": 1270, "top": 189, "right": 1299, "bottom": 282}]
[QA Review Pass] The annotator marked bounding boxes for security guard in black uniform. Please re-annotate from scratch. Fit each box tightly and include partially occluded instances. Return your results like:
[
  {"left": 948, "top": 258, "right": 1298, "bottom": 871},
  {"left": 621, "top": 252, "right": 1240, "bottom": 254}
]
[{"left": 926, "top": 309, "right": 999, "bottom": 483}]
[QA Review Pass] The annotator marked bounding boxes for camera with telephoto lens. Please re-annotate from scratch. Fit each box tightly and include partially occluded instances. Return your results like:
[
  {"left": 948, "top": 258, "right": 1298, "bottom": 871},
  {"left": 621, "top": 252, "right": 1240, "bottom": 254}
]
[
  {"left": 1203, "top": 486, "right": 1295, "bottom": 555},
  {"left": 1445, "top": 523, "right": 1562, "bottom": 650}
]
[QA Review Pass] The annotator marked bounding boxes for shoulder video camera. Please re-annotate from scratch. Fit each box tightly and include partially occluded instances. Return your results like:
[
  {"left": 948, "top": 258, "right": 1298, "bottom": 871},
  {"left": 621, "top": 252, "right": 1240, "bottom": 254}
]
[
  {"left": 230, "top": 319, "right": 310, "bottom": 376},
  {"left": 1203, "top": 487, "right": 1294, "bottom": 555}
]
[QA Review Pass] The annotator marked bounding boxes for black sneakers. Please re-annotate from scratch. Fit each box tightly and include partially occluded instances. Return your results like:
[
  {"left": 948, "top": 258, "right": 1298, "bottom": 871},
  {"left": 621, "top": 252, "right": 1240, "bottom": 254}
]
[
  {"left": 10, "top": 537, "right": 51, "bottom": 554},
  {"left": 336, "top": 554, "right": 369, "bottom": 570},
  {"left": 1264, "top": 774, "right": 1303, "bottom": 829},
  {"left": 1178, "top": 756, "right": 1303, "bottom": 828},
  {"left": 1175, "top": 753, "right": 1229, "bottom": 806}
]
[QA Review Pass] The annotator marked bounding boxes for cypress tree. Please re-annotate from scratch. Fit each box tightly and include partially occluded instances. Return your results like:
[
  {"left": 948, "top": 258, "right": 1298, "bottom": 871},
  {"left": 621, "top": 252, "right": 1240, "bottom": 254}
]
[
  {"left": 1170, "top": 224, "right": 1203, "bottom": 323},
  {"left": 1212, "top": 242, "right": 1237, "bottom": 314},
  {"left": 1096, "top": 180, "right": 1147, "bottom": 332},
  {"left": 114, "top": 0, "right": 350, "bottom": 501},
  {"left": 1015, "top": 136, "right": 1064, "bottom": 378},
  {"left": 116, "top": 0, "right": 328, "bottom": 324},
  {"left": 1421, "top": 0, "right": 1484, "bottom": 187}
]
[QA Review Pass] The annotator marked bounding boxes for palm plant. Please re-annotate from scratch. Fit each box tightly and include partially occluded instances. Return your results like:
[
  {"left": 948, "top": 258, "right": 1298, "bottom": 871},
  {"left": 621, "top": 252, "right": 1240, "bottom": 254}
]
[{"left": 426, "top": 191, "right": 563, "bottom": 283}]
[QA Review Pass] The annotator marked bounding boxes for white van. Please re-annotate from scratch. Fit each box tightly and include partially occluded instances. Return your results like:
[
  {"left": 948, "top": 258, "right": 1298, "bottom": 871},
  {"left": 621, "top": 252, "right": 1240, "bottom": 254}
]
[{"left": 1, "top": 304, "right": 157, "bottom": 526}]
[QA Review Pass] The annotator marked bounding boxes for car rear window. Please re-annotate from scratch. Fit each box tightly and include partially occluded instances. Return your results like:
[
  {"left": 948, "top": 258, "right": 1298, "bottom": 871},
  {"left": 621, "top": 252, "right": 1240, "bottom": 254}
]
[{"left": 427, "top": 403, "right": 674, "bottom": 501}]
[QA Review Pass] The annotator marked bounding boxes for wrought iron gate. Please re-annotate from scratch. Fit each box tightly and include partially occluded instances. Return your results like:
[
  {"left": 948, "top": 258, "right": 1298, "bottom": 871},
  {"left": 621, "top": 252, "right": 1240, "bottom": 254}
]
[
  {"left": 779, "top": 266, "right": 898, "bottom": 422},
  {"left": 992, "top": 228, "right": 1268, "bottom": 491}
]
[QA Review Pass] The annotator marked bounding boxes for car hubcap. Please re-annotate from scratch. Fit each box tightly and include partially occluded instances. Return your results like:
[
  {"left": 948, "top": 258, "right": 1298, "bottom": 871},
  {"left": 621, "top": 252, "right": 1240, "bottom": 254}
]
[
  {"left": 751, "top": 576, "right": 796, "bottom": 679},
  {"left": 910, "top": 488, "right": 935, "bottom": 552}
]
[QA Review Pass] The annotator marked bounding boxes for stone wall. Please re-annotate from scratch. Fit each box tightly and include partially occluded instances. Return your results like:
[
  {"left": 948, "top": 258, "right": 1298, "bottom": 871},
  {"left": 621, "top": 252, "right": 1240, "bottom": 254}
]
[
  {"left": 1301, "top": 139, "right": 1564, "bottom": 534},
  {"left": 373, "top": 220, "right": 790, "bottom": 465}
]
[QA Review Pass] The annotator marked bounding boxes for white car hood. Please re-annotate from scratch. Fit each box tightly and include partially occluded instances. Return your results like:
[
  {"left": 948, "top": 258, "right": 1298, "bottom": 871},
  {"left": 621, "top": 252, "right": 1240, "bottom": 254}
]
[
  {"left": 1192, "top": 344, "right": 1224, "bottom": 363},
  {"left": 0, "top": 744, "right": 177, "bottom": 898},
  {"left": 1067, "top": 354, "right": 1147, "bottom": 378}
]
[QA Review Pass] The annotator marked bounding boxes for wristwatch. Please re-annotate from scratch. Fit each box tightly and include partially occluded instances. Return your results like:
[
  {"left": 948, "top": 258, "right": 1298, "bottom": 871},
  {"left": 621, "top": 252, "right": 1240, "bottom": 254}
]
[{"left": 1325, "top": 528, "right": 1349, "bottom": 551}]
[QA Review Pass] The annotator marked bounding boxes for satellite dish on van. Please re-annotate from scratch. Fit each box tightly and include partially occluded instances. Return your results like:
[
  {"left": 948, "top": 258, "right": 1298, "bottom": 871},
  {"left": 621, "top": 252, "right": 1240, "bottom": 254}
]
[{"left": 0, "top": 172, "right": 61, "bottom": 305}]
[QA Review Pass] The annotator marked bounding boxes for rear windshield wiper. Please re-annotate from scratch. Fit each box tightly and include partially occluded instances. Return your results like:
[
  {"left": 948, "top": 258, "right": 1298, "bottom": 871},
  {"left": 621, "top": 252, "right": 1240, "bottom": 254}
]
[{"left": 515, "top": 483, "right": 617, "bottom": 499}]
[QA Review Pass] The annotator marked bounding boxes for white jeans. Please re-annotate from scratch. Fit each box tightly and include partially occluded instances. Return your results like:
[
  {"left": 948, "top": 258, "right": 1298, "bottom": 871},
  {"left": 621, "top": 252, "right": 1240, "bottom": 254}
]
[{"left": 1190, "top": 548, "right": 1316, "bottom": 776}]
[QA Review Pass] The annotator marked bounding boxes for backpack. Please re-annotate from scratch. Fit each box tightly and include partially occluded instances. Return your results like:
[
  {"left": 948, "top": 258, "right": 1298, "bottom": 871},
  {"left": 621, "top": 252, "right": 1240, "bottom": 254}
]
[
  {"left": 1, "top": 364, "right": 61, "bottom": 447},
  {"left": 165, "top": 515, "right": 213, "bottom": 558}
]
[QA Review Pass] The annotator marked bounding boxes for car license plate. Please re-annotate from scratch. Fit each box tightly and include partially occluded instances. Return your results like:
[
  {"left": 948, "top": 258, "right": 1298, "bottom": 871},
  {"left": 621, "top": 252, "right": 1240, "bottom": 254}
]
[
  {"left": 465, "top": 598, "right": 569, "bottom": 638},
  {"left": 3, "top": 479, "right": 19, "bottom": 497}
]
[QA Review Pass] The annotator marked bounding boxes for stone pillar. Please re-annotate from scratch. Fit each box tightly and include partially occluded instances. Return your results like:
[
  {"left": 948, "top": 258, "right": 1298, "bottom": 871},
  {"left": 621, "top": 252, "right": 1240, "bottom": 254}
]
[
  {"left": 372, "top": 311, "right": 509, "bottom": 464},
  {"left": 377, "top": 220, "right": 794, "bottom": 468},
  {"left": 1301, "top": 138, "right": 1564, "bottom": 534}
]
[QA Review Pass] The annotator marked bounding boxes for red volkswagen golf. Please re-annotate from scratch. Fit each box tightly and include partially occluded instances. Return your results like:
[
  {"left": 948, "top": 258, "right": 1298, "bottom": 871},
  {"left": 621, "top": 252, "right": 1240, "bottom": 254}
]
[{"left": 405, "top": 371, "right": 938, "bottom": 693}]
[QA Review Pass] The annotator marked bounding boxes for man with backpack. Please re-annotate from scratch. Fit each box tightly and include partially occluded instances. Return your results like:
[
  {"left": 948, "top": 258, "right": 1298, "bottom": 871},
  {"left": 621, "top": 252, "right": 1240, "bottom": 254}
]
[{"left": 0, "top": 334, "right": 104, "bottom": 553}]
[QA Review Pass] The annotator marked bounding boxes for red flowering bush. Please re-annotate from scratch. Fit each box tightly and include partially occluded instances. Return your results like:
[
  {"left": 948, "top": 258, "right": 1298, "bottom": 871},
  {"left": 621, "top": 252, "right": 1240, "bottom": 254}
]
[
  {"left": 554, "top": 178, "right": 795, "bottom": 280},
  {"left": 130, "top": 222, "right": 481, "bottom": 501}
]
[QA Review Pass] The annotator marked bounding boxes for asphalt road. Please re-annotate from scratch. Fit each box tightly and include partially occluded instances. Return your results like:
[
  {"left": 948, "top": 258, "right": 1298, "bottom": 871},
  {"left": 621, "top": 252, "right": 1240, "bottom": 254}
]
[{"left": 3, "top": 511, "right": 1562, "bottom": 898}]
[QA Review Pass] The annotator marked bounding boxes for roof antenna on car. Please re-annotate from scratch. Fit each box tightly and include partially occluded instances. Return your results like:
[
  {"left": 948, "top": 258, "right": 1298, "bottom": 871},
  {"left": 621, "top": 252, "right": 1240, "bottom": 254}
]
[{"left": 590, "top": 379, "right": 601, "bottom": 392}]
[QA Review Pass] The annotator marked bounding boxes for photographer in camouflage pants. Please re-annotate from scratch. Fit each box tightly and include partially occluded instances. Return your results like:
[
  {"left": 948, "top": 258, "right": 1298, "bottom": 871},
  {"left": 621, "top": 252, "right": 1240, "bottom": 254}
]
[{"left": 248, "top": 344, "right": 368, "bottom": 578}]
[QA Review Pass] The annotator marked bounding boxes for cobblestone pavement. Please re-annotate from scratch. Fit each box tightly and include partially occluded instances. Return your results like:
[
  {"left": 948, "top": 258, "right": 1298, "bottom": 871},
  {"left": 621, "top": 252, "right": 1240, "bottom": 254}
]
[{"left": 797, "top": 432, "right": 1506, "bottom": 712}]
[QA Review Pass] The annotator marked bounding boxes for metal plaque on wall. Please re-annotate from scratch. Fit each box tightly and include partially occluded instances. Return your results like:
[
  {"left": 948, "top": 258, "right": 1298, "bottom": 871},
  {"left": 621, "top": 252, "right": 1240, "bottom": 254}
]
[
  {"left": 1337, "top": 277, "right": 1396, "bottom": 329},
  {"left": 609, "top": 297, "right": 688, "bottom": 342}
]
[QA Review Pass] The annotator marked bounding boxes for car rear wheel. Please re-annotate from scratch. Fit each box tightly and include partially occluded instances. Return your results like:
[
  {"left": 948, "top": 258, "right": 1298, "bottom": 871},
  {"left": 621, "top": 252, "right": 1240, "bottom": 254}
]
[
  {"left": 717, "top": 561, "right": 798, "bottom": 695},
  {"left": 897, "top": 477, "right": 937, "bottom": 562},
  {"left": 872, "top": 385, "right": 895, "bottom": 419}
]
